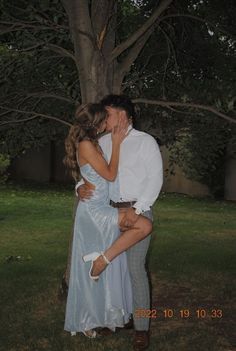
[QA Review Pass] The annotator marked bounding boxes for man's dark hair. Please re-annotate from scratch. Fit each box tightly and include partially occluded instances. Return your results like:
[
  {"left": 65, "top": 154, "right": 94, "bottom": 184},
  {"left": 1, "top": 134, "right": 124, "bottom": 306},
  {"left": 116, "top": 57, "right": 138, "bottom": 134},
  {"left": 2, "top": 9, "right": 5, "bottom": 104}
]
[{"left": 101, "top": 94, "right": 136, "bottom": 119}]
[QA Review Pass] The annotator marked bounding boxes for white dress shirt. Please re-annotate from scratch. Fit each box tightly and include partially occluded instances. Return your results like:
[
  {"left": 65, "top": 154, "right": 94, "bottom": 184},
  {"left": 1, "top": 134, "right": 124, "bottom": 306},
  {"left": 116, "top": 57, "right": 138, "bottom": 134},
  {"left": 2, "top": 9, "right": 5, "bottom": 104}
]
[
  {"left": 76, "top": 125, "right": 163, "bottom": 213},
  {"left": 99, "top": 125, "right": 163, "bottom": 212}
]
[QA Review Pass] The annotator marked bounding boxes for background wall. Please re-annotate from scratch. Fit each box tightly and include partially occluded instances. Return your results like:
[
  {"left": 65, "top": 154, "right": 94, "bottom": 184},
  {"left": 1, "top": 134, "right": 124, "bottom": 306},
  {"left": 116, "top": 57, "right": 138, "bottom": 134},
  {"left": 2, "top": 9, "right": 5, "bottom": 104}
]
[{"left": 9, "top": 143, "right": 210, "bottom": 197}]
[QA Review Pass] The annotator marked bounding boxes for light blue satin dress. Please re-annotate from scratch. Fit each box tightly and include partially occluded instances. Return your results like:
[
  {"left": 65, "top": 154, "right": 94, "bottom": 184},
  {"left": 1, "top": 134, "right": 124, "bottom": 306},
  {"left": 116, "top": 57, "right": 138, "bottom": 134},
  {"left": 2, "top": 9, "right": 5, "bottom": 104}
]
[{"left": 64, "top": 163, "right": 133, "bottom": 333}]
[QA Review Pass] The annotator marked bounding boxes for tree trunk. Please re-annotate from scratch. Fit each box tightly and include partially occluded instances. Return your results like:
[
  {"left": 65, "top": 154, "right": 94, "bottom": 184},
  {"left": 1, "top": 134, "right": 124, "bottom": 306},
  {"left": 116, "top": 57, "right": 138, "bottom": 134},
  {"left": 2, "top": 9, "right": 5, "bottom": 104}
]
[
  {"left": 63, "top": 0, "right": 119, "bottom": 102},
  {"left": 224, "top": 142, "right": 236, "bottom": 201}
]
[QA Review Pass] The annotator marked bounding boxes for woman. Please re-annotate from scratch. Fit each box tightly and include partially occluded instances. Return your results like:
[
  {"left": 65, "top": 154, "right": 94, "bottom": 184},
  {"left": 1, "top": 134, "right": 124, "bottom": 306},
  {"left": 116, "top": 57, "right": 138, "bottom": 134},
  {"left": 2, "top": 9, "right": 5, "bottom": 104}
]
[{"left": 64, "top": 103, "right": 152, "bottom": 338}]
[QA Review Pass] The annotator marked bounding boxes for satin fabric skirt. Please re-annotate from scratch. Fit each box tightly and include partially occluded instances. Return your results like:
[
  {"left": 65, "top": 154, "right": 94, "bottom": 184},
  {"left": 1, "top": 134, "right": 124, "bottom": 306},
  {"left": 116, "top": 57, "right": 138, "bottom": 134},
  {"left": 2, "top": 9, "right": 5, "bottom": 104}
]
[{"left": 64, "top": 198, "right": 133, "bottom": 333}]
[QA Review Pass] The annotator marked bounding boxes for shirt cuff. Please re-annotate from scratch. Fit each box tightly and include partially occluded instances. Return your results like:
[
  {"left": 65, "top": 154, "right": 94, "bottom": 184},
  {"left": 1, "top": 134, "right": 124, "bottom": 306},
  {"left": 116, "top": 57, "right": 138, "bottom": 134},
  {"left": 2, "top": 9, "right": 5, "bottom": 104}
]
[{"left": 132, "top": 201, "right": 151, "bottom": 214}]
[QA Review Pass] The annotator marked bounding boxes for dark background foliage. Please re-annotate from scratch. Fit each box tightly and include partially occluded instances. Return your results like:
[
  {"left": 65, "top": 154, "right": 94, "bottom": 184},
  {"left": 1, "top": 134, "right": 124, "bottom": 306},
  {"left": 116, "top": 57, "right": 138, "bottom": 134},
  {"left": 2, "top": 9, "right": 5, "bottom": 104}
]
[{"left": 0, "top": 0, "right": 235, "bottom": 195}]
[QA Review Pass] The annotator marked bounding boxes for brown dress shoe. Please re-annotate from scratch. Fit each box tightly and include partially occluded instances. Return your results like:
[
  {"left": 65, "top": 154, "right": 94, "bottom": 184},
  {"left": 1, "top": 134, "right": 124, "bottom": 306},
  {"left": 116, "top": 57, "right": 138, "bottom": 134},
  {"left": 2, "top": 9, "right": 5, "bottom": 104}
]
[
  {"left": 124, "top": 317, "right": 134, "bottom": 329},
  {"left": 116, "top": 317, "right": 134, "bottom": 332},
  {"left": 133, "top": 331, "right": 149, "bottom": 350},
  {"left": 97, "top": 317, "right": 133, "bottom": 336}
]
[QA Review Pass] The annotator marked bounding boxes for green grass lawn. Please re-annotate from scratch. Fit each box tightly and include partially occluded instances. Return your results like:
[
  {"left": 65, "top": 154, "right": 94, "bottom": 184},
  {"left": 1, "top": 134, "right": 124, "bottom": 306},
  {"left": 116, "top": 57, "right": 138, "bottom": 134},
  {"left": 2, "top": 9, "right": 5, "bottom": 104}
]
[{"left": 0, "top": 183, "right": 235, "bottom": 351}]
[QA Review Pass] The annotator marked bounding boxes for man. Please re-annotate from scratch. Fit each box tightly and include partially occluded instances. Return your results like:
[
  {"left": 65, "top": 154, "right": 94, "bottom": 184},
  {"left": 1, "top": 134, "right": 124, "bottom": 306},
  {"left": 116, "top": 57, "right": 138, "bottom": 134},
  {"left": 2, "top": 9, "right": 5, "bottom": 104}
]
[{"left": 76, "top": 95, "right": 163, "bottom": 350}]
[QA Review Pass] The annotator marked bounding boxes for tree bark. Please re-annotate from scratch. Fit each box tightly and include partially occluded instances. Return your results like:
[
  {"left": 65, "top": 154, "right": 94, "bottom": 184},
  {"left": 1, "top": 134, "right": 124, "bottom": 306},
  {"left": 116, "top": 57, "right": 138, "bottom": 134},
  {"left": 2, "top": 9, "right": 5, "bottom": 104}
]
[{"left": 62, "top": 0, "right": 118, "bottom": 102}]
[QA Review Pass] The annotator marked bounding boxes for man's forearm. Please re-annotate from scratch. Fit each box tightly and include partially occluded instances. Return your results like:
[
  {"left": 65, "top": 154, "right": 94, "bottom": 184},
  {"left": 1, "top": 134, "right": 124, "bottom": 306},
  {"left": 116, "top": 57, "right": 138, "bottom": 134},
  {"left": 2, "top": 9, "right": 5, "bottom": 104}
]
[{"left": 133, "top": 172, "right": 163, "bottom": 213}]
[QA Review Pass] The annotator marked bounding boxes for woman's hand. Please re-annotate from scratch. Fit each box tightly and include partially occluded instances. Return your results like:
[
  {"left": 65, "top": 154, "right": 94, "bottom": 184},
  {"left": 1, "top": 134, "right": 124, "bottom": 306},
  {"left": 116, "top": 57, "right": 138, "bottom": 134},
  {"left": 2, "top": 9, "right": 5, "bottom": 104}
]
[{"left": 111, "top": 113, "right": 129, "bottom": 145}]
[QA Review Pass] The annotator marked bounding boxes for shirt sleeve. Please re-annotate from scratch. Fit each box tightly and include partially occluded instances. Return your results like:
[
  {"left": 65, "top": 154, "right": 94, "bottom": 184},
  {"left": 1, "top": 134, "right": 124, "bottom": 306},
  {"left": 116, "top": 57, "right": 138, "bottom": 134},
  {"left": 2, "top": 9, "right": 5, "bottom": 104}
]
[{"left": 133, "top": 136, "right": 163, "bottom": 213}]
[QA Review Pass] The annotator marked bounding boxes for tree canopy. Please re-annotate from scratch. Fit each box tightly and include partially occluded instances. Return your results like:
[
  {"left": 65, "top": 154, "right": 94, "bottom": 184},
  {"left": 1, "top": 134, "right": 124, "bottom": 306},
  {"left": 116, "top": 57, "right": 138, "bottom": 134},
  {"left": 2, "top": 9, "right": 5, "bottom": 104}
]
[{"left": 0, "top": 0, "right": 235, "bottom": 195}]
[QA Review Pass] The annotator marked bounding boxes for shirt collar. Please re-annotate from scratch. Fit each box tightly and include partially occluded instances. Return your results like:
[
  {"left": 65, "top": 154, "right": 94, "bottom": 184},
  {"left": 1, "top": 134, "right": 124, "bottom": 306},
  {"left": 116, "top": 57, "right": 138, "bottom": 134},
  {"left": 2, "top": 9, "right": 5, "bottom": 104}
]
[{"left": 127, "top": 124, "right": 133, "bottom": 132}]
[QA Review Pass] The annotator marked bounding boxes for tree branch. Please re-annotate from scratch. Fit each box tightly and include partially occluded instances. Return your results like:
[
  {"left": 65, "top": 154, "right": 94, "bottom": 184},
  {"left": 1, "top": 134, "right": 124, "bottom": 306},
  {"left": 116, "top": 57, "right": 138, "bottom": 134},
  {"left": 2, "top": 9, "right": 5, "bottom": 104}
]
[
  {"left": 17, "top": 43, "right": 43, "bottom": 52},
  {"left": 158, "top": 26, "right": 171, "bottom": 98},
  {"left": 0, "top": 21, "right": 68, "bottom": 35},
  {"left": 0, "top": 41, "right": 76, "bottom": 65},
  {"left": 117, "top": 27, "right": 153, "bottom": 79},
  {"left": 44, "top": 44, "right": 76, "bottom": 62},
  {"left": 158, "top": 25, "right": 179, "bottom": 98},
  {"left": 159, "top": 14, "right": 236, "bottom": 39},
  {"left": 91, "top": 0, "right": 116, "bottom": 51},
  {"left": 0, "top": 107, "right": 72, "bottom": 127},
  {"left": 63, "top": 0, "right": 95, "bottom": 43},
  {"left": 111, "top": 0, "right": 173, "bottom": 61},
  {"left": 27, "top": 92, "right": 77, "bottom": 104},
  {"left": 132, "top": 98, "right": 236, "bottom": 124}
]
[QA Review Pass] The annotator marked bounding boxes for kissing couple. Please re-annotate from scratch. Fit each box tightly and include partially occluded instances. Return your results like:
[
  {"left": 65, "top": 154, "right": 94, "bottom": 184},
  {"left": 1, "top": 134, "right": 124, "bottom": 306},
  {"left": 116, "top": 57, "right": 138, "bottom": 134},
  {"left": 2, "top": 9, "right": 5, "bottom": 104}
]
[{"left": 64, "top": 94, "right": 163, "bottom": 350}]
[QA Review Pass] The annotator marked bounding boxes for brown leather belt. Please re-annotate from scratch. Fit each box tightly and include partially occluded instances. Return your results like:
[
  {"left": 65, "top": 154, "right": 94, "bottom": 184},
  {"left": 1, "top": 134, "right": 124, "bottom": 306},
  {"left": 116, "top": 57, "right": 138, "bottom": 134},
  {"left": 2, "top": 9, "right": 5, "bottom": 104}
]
[{"left": 110, "top": 200, "right": 136, "bottom": 208}]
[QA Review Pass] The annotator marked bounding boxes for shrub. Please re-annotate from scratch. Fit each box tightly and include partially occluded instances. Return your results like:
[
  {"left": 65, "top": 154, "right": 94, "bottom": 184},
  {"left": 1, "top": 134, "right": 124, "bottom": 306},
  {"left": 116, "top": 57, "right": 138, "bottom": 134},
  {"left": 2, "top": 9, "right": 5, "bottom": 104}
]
[{"left": 0, "top": 154, "right": 10, "bottom": 184}]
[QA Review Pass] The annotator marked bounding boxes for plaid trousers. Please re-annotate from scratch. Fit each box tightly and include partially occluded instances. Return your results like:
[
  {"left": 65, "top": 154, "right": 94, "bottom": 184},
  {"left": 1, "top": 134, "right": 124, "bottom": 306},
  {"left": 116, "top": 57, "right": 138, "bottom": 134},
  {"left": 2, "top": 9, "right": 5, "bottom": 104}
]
[{"left": 126, "top": 209, "right": 153, "bottom": 331}]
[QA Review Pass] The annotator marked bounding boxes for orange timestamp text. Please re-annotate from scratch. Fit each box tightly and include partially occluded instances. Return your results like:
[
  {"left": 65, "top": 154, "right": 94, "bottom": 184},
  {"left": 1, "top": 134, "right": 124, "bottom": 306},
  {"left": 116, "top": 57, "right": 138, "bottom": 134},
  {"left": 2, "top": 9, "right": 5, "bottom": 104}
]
[{"left": 134, "top": 308, "right": 223, "bottom": 319}]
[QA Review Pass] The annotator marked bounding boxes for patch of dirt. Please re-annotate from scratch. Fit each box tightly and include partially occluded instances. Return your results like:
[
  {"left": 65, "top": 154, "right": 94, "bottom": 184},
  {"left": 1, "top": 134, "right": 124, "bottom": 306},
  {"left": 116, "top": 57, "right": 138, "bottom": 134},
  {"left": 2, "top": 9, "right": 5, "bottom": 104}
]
[{"left": 149, "top": 273, "right": 236, "bottom": 346}]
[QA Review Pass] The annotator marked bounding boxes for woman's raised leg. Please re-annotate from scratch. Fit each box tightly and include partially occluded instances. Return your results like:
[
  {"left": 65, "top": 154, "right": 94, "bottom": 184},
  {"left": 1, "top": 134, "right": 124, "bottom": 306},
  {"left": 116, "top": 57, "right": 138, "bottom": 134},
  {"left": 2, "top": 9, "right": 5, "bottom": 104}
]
[{"left": 90, "top": 210, "right": 152, "bottom": 278}]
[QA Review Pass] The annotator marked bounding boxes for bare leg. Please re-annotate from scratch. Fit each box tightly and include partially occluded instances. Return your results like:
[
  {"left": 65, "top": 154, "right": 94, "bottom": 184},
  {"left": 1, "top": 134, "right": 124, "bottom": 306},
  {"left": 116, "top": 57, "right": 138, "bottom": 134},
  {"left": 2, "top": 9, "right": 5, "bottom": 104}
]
[{"left": 91, "top": 211, "right": 152, "bottom": 277}]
